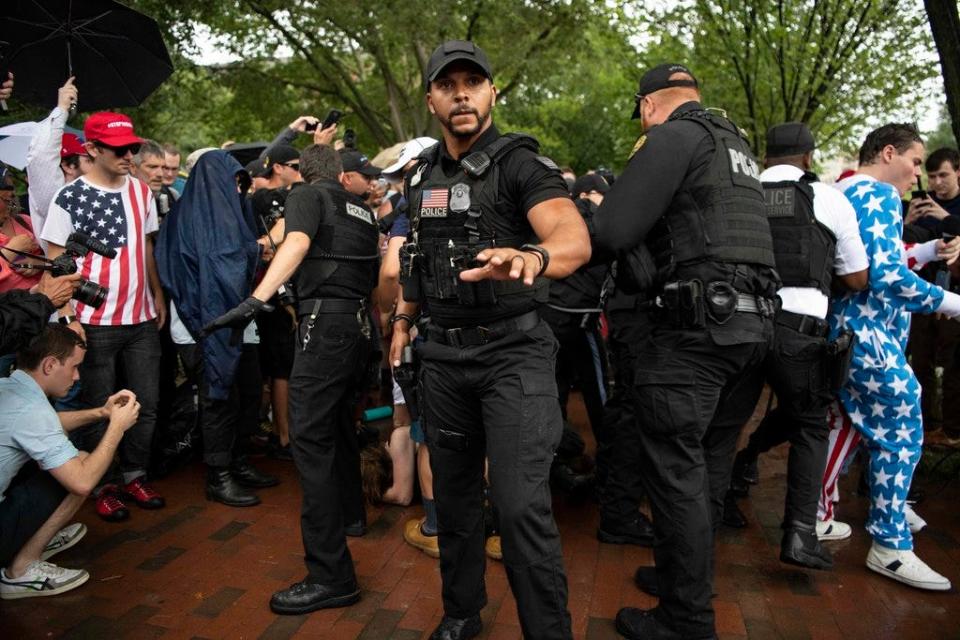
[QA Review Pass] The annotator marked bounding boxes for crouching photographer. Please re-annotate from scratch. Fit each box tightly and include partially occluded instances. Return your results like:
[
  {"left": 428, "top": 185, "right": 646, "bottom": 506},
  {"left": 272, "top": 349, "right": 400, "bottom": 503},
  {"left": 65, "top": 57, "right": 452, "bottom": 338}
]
[{"left": 0, "top": 325, "right": 140, "bottom": 599}]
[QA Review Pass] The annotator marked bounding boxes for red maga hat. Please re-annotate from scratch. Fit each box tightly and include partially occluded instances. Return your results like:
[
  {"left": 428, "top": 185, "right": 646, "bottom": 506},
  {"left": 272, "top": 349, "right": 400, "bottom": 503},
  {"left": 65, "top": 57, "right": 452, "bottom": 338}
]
[
  {"left": 83, "top": 112, "right": 144, "bottom": 147},
  {"left": 60, "top": 133, "right": 86, "bottom": 158}
]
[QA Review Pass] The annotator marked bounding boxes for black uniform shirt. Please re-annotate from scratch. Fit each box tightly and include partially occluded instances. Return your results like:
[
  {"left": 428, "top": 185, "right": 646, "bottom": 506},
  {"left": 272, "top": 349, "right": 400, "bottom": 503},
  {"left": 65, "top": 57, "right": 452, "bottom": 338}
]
[
  {"left": 595, "top": 101, "right": 774, "bottom": 342},
  {"left": 435, "top": 123, "right": 570, "bottom": 219},
  {"left": 595, "top": 101, "right": 710, "bottom": 253},
  {"left": 285, "top": 179, "right": 372, "bottom": 300}
]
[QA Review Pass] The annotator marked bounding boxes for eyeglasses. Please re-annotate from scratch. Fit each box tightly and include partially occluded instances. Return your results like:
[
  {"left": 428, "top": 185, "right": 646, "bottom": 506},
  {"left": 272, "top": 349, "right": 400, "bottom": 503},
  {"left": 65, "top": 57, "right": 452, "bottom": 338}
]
[
  {"left": 283, "top": 161, "right": 300, "bottom": 169},
  {"left": 96, "top": 142, "right": 141, "bottom": 157}
]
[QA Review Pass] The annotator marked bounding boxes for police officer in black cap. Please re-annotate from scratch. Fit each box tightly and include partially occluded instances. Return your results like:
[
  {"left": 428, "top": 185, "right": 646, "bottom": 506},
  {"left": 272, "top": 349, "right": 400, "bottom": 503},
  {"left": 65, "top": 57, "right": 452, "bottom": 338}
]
[
  {"left": 593, "top": 63, "right": 779, "bottom": 639},
  {"left": 389, "top": 40, "right": 590, "bottom": 640},
  {"left": 204, "top": 143, "right": 380, "bottom": 615},
  {"left": 725, "top": 122, "right": 868, "bottom": 566}
]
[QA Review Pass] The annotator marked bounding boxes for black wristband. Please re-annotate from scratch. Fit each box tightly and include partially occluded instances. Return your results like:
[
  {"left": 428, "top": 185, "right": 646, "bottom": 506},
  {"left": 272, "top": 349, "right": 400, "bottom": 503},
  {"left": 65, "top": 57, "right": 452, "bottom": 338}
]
[
  {"left": 520, "top": 244, "right": 550, "bottom": 278},
  {"left": 390, "top": 313, "right": 416, "bottom": 329}
]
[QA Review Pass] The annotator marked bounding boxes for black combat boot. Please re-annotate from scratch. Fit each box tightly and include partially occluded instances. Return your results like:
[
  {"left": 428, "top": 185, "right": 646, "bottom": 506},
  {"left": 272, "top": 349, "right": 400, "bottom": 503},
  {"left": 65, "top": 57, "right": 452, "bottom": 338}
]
[
  {"left": 206, "top": 467, "right": 260, "bottom": 507},
  {"left": 230, "top": 458, "right": 279, "bottom": 488}
]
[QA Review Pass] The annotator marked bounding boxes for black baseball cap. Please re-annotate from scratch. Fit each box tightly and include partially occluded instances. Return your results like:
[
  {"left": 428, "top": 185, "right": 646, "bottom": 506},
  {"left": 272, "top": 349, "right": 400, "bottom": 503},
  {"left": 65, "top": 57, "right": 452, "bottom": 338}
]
[
  {"left": 571, "top": 174, "right": 609, "bottom": 196},
  {"left": 245, "top": 158, "right": 269, "bottom": 179},
  {"left": 424, "top": 40, "right": 493, "bottom": 90},
  {"left": 340, "top": 150, "right": 382, "bottom": 177},
  {"left": 631, "top": 63, "right": 699, "bottom": 119},
  {"left": 766, "top": 122, "right": 816, "bottom": 157},
  {"left": 261, "top": 144, "right": 301, "bottom": 174}
]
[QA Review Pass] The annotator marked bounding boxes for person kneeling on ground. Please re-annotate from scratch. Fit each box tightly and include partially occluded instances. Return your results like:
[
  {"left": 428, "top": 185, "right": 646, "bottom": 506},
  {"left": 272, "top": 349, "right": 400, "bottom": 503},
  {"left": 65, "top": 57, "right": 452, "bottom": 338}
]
[{"left": 0, "top": 324, "right": 140, "bottom": 599}]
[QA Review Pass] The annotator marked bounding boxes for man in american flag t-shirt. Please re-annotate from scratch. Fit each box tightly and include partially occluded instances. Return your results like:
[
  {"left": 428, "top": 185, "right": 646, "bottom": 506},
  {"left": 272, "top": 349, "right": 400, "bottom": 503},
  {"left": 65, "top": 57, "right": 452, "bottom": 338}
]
[{"left": 41, "top": 112, "right": 167, "bottom": 522}]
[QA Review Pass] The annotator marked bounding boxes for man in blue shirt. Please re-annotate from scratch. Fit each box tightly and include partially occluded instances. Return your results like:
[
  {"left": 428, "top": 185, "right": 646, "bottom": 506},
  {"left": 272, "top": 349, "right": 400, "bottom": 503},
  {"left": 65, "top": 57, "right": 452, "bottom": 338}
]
[{"left": 0, "top": 324, "right": 140, "bottom": 599}]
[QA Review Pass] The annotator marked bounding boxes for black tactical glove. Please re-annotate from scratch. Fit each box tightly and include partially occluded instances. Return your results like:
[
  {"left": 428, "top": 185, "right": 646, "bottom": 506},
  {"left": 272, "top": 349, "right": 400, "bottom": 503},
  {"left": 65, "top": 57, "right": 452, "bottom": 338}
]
[{"left": 201, "top": 297, "right": 274, "bottom": 341}]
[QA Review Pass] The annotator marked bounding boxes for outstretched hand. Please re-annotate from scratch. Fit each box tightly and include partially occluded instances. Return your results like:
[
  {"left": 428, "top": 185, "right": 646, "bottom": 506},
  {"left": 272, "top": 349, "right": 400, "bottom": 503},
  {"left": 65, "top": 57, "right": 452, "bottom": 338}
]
[{"left": 458, "top": 248, "right": 543, "bottom": 286}]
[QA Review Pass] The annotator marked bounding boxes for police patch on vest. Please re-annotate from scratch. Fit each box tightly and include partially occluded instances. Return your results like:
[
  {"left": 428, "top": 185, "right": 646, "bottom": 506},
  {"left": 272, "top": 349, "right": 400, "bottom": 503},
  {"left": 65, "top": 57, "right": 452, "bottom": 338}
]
[
  {"left": 345, "top": 202, "right": 375, "bottom": 225},
  {"left": 764, "top": 186, "right": 794, "bottom": 218},
  {"left": 727, "top": 146, "right": 761, "bottom": 181},
  {"left": 450, "top": 183, "right": 471, "bottom": 213},
  {"left": 419, "top": 188, "right": 449, "bottom": 218}
]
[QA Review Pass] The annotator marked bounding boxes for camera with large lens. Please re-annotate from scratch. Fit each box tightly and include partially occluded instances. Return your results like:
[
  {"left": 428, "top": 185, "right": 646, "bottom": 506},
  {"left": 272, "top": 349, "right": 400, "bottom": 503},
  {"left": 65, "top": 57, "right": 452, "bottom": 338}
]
[{"left": 50, "top": 231, "right": 115, "bottom": 308}]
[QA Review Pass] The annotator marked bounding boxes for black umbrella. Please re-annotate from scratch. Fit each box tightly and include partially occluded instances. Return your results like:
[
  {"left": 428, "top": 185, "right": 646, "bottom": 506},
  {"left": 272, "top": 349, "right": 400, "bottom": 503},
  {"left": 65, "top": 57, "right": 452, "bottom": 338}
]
[{"left": 0, "top": 0, "right": 173, "bottom": 111}]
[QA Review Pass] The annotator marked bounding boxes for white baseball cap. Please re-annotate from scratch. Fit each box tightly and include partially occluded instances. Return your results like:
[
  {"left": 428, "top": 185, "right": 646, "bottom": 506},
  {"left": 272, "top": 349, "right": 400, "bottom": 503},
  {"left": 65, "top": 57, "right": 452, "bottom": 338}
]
[{"left": 382, "top": 137, "right": 438, "bottom": 177}]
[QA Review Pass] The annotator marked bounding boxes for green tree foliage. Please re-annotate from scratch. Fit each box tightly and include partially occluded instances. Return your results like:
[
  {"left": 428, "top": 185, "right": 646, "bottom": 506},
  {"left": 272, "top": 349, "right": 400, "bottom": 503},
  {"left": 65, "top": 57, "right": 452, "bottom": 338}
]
[
  {"left": 647, "top": 0, "right": 937, "bottom": 156},
  {"left": 0, "top": 0, "right": 948, "bottom": 176},
  {"left": 925, "top": 105, "right": 958, "bottom": 153},
  {"left": 123, "top": 0, "right": 636, "bottom": 167}
]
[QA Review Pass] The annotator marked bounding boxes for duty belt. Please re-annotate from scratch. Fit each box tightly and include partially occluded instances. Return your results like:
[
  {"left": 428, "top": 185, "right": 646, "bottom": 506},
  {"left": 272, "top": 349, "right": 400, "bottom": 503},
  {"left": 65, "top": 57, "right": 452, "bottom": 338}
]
[
  {"left": 297, "top": 297, "right": 370, "bottom": 350},
  {"left": 776, "top": 310, "right": 829, "bottom": 337},
  {"left": 735, "top": 293, "right": 777, "bottom": 316},
  {"left": 427, "top": 310, "right": 540, "bottom": 348},
  {"left": 296, "top": 298, "right": 366, "bottom": 317}
]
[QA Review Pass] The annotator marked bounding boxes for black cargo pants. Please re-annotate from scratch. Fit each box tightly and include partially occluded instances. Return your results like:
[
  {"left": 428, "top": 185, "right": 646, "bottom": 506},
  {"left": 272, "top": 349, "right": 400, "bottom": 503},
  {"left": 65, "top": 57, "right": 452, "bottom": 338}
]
[
  {"left": 630, "top": 321, "right": 769, "bottom": 638},
  {"left": 419, "top": 319, "right": 573, "bottom": 640},
  {"left": 598, "top": 308, "right": 654, "bottom": 526},
  {"left": 740, "top": 322, "right": 834, "bottom": 528},
  {"left": 288, "top": 310, "right": 371, "bottom": 587}
]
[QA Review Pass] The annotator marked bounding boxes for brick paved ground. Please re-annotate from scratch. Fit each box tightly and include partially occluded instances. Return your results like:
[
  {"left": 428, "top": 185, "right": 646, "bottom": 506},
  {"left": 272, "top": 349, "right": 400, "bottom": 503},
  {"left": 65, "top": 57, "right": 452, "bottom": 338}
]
[{"left": 2, "top": 392, "right": 959, "bottom": 639}]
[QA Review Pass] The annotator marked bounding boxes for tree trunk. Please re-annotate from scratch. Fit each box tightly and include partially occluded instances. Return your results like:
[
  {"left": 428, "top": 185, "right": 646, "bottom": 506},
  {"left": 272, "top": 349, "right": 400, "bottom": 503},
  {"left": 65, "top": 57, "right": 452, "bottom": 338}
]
[{"left": 926, "top": 0, "right": 960, "bottom": 147}]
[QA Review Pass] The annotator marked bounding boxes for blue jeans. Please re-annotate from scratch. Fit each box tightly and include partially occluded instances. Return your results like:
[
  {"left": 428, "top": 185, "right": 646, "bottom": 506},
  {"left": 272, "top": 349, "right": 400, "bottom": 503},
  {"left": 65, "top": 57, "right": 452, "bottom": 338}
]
[{"left": 74, "top": 322, "right": 161, "bottom": 483}]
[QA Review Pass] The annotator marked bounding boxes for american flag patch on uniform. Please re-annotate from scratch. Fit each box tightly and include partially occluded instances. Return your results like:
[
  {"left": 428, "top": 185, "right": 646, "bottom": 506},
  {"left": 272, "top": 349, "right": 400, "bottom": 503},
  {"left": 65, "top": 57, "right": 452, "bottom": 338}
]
[
  {"left": 422, "top": 189, "right": 449, "bottom": 208},
  {"left": 420, "top": 189, "right": 449, "bottom": 218}
]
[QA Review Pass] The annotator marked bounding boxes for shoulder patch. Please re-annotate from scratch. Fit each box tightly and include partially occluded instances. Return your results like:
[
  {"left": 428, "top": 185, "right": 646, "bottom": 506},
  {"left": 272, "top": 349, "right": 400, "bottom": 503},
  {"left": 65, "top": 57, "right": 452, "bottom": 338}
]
[
  {"left": 629, "top": 135, "right": 647, "bottom": 159},
  {"left": 536, "top": 155, "right": 560, "bottom": 171}
]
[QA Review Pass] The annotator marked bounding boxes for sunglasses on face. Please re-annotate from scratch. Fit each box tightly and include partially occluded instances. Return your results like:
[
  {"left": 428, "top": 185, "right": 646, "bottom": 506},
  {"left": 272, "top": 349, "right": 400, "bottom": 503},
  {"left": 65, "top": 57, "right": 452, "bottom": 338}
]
[
  {"left": 283, "top": 161, "right": 300, "bottom": 169},
  {"left": 97, "top": 142, "right": 141, "bottom": 157}
]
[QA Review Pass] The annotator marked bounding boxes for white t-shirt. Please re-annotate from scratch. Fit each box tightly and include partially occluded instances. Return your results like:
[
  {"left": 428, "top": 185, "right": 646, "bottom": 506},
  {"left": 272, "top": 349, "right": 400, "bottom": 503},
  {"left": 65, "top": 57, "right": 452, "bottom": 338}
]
[{"left": 760, "top": 165, "right": 868, "bottom": 319}]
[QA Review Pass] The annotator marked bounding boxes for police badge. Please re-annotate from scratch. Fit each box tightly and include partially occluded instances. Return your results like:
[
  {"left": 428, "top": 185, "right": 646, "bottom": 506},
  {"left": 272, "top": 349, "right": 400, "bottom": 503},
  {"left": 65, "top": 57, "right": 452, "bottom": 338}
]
[{"left": 450, "top": 183, "right": 471, "bottom": 213}]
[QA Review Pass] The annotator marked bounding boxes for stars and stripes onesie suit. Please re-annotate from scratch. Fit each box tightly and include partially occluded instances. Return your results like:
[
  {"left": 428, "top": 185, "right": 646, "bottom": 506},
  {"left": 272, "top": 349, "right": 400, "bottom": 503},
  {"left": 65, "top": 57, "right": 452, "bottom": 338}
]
[{"left": 818, "top": 175, "right": 960, "bottom": 550}]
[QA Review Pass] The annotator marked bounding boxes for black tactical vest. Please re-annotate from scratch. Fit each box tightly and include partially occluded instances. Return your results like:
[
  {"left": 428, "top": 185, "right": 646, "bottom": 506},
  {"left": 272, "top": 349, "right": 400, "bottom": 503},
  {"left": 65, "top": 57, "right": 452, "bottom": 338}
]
[
  {"left": 404, "top": 133, "right": 549, "bottom": 326},
  {"left": 762, "top": 175, "right": 836, "bottom": 295},
  {"left": 646, "top": 110, "right": 776, "bottom": 282},
  {"left": 301, "top": 182, "right": 380, "bottom": 298}
]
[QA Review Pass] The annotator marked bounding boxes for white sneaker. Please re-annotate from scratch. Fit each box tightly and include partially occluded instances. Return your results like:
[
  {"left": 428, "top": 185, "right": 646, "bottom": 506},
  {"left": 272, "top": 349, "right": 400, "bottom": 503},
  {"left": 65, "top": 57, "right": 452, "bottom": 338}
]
[
  {"left": 41, "top": 523, "right": 87, "bottom": 560},
  {"left": 816, "top": 519, "right": 852, "bottom": 541},
  {"left": 866, "top": 543, "right": 951, "bottom": 591},
  {"left": 904, "top": 504, "right": 927, "bottom": 533},
  {"left": 0, "top": 561, "right": 89, "bottom": 599}
]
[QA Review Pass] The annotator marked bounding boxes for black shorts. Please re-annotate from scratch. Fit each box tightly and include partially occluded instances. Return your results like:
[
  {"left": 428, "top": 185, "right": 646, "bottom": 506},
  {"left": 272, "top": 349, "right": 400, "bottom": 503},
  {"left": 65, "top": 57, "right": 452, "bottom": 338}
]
[
  {"left": 0, "top": 464, "right": 67, "bottom": 567},
  {"left": 256, "top": 308, "right": 296, "bottom": 380}
]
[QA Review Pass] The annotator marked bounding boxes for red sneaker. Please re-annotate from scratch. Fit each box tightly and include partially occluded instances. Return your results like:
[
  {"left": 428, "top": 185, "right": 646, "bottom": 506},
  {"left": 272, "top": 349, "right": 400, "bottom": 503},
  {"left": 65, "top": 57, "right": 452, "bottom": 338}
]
[
  {"left": 121, "top": 477, "right": 166, "bottom": 510},
  {"left": 95, "top": 485, "right": 130, "bottom": 522}
]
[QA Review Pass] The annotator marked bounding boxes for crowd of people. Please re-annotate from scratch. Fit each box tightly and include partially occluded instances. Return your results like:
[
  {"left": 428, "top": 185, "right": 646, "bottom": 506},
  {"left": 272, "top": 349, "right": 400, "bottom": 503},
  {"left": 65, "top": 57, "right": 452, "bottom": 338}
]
[{"left": 0, "top": 40, "right": 959, "bottom": 640}]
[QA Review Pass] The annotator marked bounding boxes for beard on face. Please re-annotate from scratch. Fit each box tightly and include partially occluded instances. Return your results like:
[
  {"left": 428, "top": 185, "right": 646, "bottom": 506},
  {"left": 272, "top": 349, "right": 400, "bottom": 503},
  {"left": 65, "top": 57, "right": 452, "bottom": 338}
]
[{"left": 439, "top": 104, "right": 490, "bottom": 139}]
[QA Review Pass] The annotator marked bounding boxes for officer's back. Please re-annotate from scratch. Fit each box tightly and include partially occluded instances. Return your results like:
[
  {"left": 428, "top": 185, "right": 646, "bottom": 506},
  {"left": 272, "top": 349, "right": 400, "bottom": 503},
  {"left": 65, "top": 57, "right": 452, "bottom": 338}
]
[{"left": 593, "top": 63, "right": 777, "bottom": 640}]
